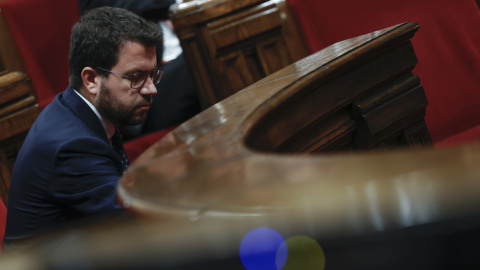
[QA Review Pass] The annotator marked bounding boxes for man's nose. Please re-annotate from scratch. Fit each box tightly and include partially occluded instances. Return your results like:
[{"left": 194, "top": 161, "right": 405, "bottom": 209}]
[{"left": 140, "top": 77, "right": 158, "bottom": 96}]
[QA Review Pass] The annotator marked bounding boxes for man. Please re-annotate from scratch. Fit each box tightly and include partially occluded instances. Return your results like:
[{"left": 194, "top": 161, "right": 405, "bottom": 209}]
[
  {"left": 78, "top": 0, "right": 202, "bottom": 140},
  {"left": 3, "top": 7, "right": 163, "bottom": 248},
  {"left": 78, "top": 0, "right": 201, "bottom": 139}
]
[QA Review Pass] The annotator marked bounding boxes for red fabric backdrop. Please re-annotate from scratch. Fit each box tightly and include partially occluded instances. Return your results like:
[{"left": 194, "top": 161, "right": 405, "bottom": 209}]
[
  {"left": 0, "top": 0, "right": 79, "bottom": 110},
  {"left": 287, "top": 0, "right": 480, "bottom": 143}
]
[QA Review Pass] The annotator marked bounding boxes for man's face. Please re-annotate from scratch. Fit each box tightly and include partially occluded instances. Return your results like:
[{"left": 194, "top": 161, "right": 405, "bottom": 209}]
[{"left": 96, "top": 41, "right": 158, "bottom": 126}]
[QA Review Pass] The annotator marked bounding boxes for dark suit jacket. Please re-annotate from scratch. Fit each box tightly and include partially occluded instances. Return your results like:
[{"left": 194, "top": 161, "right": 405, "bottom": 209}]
[{"left": 4, "top": 86, "right": 125, "bottom": 244}]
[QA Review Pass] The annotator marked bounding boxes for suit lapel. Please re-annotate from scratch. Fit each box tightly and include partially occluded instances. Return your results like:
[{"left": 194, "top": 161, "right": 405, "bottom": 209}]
[{"left": 60, "top": 86, "right": 110, "bottom": 144}]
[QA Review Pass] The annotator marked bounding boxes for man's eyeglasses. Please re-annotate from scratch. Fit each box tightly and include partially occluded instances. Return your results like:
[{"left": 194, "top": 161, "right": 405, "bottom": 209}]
[{"left": 96, "top": 67, "right": 164, "bottom": 89}]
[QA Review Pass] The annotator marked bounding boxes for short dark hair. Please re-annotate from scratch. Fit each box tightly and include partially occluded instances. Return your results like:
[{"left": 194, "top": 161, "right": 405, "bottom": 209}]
[{"left": 69, "top": 7, "right": 164, "bottom": 90}]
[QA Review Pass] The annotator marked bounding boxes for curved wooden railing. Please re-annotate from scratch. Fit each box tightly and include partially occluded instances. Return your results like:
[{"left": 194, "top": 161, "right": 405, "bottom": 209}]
[{"left": 117, "top": 22, "right": 434, "bottom": 218}]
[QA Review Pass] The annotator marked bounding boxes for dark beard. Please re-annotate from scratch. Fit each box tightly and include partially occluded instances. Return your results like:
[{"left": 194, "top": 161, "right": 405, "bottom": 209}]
[{"left": 97, "top": 83, "right": 149, "bottom": 126}]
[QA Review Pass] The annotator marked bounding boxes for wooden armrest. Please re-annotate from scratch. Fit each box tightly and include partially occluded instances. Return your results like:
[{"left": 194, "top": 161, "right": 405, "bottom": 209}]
[
  {"left": 0, "top": 6, "right": 41, "bottom": 206},
  {"left": 170, "top": 0, "right": 309, "bottom": 108},
  {"left": 0, "top": 71, "right": 39, "bottom": 206}
]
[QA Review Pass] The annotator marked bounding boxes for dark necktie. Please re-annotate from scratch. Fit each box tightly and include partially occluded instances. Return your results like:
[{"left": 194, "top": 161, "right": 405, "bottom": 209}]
[{"left": 111, "top": 129, "right": 129, "bottom": 172}]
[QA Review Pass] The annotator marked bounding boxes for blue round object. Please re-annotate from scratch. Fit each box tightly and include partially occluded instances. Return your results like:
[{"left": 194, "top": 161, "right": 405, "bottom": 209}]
[{"left": 239, "top": 227, "right": 287, "bottom": 270}]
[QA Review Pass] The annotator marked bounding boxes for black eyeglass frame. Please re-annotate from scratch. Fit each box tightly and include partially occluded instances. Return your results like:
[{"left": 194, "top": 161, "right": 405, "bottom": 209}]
[{"left": 96, "top": 67, "right": 164, "bottom": 89}]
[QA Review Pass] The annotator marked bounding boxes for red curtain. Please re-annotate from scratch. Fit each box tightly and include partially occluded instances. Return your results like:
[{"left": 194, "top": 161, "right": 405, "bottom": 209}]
[{"left": 0, "top": 0, "right": 79, "bottom": 109}]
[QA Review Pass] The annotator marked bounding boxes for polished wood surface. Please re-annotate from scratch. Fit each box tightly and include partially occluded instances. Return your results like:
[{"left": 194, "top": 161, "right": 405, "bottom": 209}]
[
  {"left": 0, "top": 71, "right": 39, "bottom": 205},
  {"left": 117, "top": 22, "right": 432, "bottom": 217},
  {"left": 170, "top": 0, "right": 309, "bottom": 108}
]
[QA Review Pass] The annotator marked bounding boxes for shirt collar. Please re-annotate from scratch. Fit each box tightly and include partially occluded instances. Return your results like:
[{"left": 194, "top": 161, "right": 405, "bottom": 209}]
[{"left": 74, "top": 89, "right": 116, "bottom": 140}]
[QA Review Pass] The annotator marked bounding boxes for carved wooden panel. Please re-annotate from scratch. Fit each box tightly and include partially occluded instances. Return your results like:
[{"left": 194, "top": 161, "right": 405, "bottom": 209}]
[{"left": 170, "top": 0, "right": 309, "bottom": 108}]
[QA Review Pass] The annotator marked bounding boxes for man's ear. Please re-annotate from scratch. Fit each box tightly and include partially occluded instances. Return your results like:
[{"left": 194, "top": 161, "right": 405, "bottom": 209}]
[{"left": 81, "top": 67, "right": 101, "bottom": 97}]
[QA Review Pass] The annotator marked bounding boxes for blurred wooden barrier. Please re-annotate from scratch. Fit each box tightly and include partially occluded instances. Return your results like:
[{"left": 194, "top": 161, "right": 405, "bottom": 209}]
[{"left": 170, "top": 0, "right": 309, "bottom": 108}]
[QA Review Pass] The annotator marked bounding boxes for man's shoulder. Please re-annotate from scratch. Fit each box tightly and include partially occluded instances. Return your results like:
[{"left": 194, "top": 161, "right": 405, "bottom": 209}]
[
  {"left": 33, "top": 87, "right": 102, "bottom": 141},
  {"left": 18, "top": 90, "right": 105, "bottom": 166},
  {"left": 32, "top": 98, "right": 88, "bottom": 141}
]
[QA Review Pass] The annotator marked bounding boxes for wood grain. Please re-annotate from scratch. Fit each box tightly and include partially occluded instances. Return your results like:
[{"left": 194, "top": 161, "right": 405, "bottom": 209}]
[{"left": 170, "top": 0, "right": 309, "bottom": 108}]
